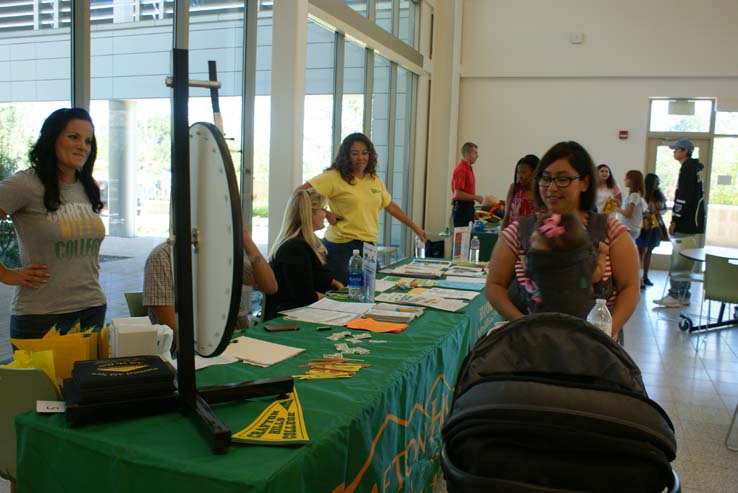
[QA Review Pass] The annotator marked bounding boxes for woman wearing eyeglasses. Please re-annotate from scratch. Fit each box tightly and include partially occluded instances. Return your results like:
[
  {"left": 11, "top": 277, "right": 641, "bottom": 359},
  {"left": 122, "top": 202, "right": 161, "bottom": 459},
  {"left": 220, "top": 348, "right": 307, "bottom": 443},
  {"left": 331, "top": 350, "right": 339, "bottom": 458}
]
[
  {"left": 485, "top": 141, "right": 640, "bottom": 340},
  {"left": 264, "top": 188, "right": 344, "bottom": 321}
]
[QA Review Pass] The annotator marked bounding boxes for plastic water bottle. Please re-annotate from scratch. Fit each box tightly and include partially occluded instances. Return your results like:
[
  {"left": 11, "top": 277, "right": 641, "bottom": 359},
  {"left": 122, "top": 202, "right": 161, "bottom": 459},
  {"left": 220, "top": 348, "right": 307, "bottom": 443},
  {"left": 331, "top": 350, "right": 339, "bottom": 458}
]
[
  {"left": 587, "top": 299, "right": 612, "bottom": 337},
  {"left": 348, "top": 249, "right": 364, "bottom": 301},
  {"left": 414, "top": 236, "right": 426, "bottom": 258},
  {"left": 469, "top": 236, "right": 480, "bottom": 263}
]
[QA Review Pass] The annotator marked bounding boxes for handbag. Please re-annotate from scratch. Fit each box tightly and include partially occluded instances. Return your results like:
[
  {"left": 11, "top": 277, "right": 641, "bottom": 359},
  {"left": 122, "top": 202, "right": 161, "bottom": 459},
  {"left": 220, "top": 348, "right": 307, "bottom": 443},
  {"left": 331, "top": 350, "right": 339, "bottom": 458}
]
[{"left": 656, "top": 214, "right": 669, "bottom": 242}]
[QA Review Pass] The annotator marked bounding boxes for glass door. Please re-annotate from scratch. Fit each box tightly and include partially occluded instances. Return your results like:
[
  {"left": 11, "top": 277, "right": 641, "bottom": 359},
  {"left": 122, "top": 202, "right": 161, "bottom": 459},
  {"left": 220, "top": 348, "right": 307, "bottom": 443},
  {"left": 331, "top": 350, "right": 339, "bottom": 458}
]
[
  {"left": 645, "top": 137, "right": 711, "bottom": 253},
  {"left": 708, "top": 136, "right": 738, "bottom": 247}
]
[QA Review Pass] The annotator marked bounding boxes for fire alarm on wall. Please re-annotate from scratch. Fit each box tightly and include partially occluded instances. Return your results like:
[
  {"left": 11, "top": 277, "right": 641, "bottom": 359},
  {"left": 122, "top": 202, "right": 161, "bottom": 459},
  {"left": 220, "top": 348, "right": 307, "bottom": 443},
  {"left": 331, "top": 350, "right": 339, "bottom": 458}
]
[{"left": 619, "top": 130, "right": 629, "bottom": 140}]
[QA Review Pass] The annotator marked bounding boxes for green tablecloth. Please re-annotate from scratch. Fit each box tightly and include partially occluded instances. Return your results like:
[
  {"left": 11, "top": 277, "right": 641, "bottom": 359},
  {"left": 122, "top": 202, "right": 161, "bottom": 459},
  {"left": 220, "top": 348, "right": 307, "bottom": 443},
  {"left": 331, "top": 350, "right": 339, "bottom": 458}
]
[{"left": 16, "top": 288, "right": 501, "bottom": 492}]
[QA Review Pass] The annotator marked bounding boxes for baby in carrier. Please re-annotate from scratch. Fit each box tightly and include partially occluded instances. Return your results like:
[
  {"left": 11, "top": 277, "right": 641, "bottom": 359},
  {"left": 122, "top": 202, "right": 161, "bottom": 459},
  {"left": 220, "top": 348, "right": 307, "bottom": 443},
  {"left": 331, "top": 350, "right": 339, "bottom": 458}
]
[{"left": 522, "top": 212, "right": 609, "bottom": 319}]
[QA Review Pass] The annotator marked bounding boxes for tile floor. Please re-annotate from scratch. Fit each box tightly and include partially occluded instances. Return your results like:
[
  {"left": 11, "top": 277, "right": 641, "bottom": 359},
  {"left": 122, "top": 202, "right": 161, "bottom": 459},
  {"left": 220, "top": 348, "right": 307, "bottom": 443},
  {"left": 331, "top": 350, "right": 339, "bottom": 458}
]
[{"left": 2, "top": 253, "right": 737, "bottom": 492}]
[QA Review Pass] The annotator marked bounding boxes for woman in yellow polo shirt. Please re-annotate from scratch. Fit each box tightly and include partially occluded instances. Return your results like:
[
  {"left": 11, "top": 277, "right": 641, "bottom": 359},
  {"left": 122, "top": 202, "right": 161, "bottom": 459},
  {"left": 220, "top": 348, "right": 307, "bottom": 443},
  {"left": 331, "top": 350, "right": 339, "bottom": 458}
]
[{"left": 302, "top": 132, "right": 426, "bottom": 284}]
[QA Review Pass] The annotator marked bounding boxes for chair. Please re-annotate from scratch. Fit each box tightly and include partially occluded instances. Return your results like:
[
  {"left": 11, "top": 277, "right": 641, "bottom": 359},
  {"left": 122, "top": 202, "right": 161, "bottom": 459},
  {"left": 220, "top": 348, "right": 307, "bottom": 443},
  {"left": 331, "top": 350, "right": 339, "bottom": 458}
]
[
  {"left": 124, "top": 291, "right": 147, "bottom": 317},
  {"left": 660, "top": 236, "right": 704, "bottom": 303},
  {"left": 0, "top": 367, "right": 61, "bottom": 484},
  {"left": 698, "top": 254, "right": 738, "bottom": 333}
]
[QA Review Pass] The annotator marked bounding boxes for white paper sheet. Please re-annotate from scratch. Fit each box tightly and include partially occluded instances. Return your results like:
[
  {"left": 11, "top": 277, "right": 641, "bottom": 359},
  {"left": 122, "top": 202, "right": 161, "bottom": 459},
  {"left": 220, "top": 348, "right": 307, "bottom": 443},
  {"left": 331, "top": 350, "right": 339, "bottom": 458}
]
[
  {"left": 374, "top": 293, "right": 468, "bottom": 312},
  {"left": 374, "top": 279, "right": 397, "bottom": 292},
  {"left": 280, "top": 307, "right": 359, "bottom": 325},
  {"left": 308, "top": 298, "right": 375, "bottom": 314},
  {"left": 444, "top": 266, "right": 486, "bottom": 278},
  {"left": 223, "top": 336, "right": 305, "bottom": 367},
  {"left": 422, "top": 287, "right": 479, "bottom": 300},
  {"left": 444, "top": 275, "right": 487, "bottom": 283}
]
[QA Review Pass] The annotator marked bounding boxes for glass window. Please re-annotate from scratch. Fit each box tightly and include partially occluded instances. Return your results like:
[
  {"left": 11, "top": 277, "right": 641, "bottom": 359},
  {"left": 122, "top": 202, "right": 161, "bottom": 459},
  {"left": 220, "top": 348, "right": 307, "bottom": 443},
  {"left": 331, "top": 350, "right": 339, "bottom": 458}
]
[
  {"left": 302, "top": 20, "right": 336, "bottom": 183},
  {"left": 253, "top": 1, "right": 273, "bottom": 241},
  {"left": 715, "top": 111, "right": 738, "bottom": 135},
  {"left": 0, "top": 2, "right": 72, "bottom": 359},
  {"left": 371, "top": 54, "right": 391, "bottom": 245},
  {"left": 375, "top": 0, "right": 393, "bottom": 34},
  {"left": 706, "top": 137, "right": 738, "bottom": 248},
  {"left": 346, "top": 0, "right": 368, "bottom": 16},
  {"left": 389, "top": 66, "right": 414, "bottom": 251},
  {"left": 89, "top": 3, "right": 174, "bottom": 238},
  {"left": 649, "top": 99, "right": 713, "bottom": 133},
  {"left": 398, "top": 0, "right": 418, "bottom": 48},
  {"left": 188, "top": 7, "right": 245, "bottom": 184},
  {"left": 342, "top": 40, "right": 365, "bottom": 139}
]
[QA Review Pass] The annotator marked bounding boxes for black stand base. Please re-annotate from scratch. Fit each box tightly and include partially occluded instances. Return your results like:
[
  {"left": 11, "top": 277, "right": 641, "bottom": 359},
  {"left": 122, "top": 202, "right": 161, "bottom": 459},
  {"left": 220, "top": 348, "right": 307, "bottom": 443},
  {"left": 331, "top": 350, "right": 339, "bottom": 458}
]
[{"left": 65, "top": 377, "right": 294, "bottom": 454}]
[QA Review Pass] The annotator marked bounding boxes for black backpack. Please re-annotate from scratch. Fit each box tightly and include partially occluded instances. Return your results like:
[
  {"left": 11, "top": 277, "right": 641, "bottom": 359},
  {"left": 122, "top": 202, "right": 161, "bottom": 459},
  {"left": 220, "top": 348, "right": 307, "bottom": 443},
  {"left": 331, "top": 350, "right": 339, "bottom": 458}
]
[{"left": 441, "top": 313, "right": 678, "bottom": 493}]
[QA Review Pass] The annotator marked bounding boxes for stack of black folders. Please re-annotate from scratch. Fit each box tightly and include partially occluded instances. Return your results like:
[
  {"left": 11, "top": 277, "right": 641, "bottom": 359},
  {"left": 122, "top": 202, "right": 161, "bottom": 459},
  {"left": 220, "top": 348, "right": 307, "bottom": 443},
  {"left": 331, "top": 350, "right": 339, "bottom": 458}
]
[{"left": 64, "top": 355, "right": 178, "bottom": 427}]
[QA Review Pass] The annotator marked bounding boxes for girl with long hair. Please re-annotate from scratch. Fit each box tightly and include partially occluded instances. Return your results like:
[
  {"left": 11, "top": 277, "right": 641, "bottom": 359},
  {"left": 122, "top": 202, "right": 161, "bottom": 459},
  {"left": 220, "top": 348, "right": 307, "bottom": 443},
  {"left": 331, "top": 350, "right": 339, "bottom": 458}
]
[
  {"left": 265, "top": 188, "right": 343, "bottom": 320},
  {"left": 301, "top": 132, "right": 425, "bottom": 284},
  {"left": 595, "top": 164, "right": 623, "bottom": 213},
  {"left": 0, "top": 108, "right": 107, "bottom": 338},
  {"left": 636, "top": 173, "right": 667, "bottom": 288},
  {"left": 616, "top": 170, "right": 647, "bottom": 240},
  {"left": 501, "top": 154, "right": 540, "bottom": 227}
]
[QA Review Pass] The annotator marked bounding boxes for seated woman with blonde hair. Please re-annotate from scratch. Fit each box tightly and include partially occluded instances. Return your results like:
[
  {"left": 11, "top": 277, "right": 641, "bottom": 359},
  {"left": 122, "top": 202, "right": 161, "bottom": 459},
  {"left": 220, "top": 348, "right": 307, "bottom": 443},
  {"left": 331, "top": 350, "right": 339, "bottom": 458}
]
[{"left": 264, "top": 188, "right": 344, "bottom": 321}]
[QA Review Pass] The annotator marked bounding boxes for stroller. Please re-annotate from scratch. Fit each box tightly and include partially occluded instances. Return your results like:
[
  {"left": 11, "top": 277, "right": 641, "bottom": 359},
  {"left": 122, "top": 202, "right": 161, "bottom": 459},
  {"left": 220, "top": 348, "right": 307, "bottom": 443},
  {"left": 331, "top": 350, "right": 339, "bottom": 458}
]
[{"left": 441, "top": 313, "right": 679, "bottom": 493}]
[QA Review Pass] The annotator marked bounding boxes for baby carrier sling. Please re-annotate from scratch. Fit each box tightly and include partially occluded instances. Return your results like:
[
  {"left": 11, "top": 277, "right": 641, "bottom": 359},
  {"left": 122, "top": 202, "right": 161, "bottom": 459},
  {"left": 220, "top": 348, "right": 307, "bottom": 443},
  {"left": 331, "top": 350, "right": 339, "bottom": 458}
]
[
  {"left": 441, "top": 313, "right": 679, "bottom": 493},
  {"left": 507, "top": 213, "right": 614, "bottom": 317}
]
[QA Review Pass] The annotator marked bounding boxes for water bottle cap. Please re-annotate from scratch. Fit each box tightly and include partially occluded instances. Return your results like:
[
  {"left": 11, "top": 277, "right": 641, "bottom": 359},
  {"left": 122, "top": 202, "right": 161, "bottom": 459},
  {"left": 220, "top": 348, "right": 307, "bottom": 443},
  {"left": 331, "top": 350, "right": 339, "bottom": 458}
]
[
  {"left": 352, "top": 249, "right": 360, "bottom": 255},
  {"left": 595, "top": 298, "right": 606, "bottom": 303}
]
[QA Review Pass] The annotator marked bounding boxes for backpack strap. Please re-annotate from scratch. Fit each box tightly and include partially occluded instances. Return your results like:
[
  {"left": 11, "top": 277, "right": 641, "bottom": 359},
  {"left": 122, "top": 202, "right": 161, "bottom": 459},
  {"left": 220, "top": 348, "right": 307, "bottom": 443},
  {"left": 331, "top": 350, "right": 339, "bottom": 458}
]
[
  {"left": 586, "top": 212, "right": 608, "bottom": 247},
  {"left": 586, "top": 212, "right": 615, "bottom": 300},
  {"left": 514, "top": 214, "right": 541, "bottom": 315},
  {"left": 517, "top": 214, "right": 539, "bottom": 253}
]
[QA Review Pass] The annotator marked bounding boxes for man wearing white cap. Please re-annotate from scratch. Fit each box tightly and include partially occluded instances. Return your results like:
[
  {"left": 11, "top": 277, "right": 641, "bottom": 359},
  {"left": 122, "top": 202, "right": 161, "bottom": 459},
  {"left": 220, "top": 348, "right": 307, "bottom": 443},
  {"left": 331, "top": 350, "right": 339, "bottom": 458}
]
[{"left": 654, "top": 139, "right": 706, "bottom": 308}]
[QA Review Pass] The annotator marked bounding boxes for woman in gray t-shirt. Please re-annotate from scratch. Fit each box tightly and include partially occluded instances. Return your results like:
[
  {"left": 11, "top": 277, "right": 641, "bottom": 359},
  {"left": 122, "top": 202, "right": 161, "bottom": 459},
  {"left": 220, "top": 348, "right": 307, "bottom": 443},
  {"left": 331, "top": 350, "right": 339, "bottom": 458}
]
[{"left": 0, "top": 108, "right": 107, "bottom": 339}]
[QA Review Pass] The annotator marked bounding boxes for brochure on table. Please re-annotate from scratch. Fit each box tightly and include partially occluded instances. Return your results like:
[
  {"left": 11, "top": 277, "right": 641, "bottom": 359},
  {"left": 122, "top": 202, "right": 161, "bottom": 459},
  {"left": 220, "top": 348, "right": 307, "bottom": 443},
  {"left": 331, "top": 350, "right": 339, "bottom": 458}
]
[
  {"left": 381, "top": 262, "right": 446, "bottom": 278},
  {"left": 363, "top": 242, "right": 377, "bottom": 302},
  {"left": 452, "top": 226, "right": 471, "bottom": 262},
  {"left": 374, "top": 292, "right": 468, "bottom": 312},
  {"left": 280, "top": 298, "right": 375, "bottom": 325},
  {"left": 408, "top": 287, "right": 479, "bottom": 300}
]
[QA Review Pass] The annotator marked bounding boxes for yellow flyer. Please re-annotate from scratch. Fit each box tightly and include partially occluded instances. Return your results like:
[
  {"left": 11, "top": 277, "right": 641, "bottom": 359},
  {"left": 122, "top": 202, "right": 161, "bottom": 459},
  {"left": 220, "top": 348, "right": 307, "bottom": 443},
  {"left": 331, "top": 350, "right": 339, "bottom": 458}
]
[{"left": 232, "top": 389, "right": 310, "bottom": 446}]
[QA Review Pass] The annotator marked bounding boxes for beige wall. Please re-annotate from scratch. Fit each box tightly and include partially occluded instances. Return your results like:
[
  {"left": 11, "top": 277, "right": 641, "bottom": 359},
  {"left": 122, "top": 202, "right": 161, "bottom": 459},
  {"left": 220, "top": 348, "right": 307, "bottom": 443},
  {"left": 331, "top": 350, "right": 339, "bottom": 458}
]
[
  {"left": 423, "top": 0, "right": 738, "bottom": 232},
  {"left": 461, "top": 0, "right": 738, "bottom": 79},
  {"left": 460, "top": 78, "right": 738, "bottom": 202}
]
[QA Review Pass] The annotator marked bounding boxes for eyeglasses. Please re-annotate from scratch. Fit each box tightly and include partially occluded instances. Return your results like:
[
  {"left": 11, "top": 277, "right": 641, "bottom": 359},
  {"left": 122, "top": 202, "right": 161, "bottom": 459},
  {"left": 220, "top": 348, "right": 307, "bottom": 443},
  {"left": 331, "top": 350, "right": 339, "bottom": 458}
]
[{"left": 537, "top": 175, "right": 583, "bottom": 188}]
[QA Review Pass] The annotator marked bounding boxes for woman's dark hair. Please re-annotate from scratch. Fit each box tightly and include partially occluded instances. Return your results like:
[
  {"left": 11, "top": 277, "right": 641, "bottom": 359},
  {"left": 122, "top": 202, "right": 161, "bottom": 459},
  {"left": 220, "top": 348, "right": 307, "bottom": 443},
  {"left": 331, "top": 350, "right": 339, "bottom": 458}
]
[
  {"left": 514, "top": 154, "right": 539, "bottom": 184},
  {"left": 28, "top": 107, "right": 103, "bottom": 213},
  {"left": 327, "top": 132, "right": 378, "bottom": 185},
  {"left": 534, "top": 141, "right": 596, "bottom": 212},
  {"left": 597, "top": 164, "right": 616, "bottom": 188},
  {"left": 625, "top": 169, "right": 645, "bottom": 196},
  {"left": 644, "top": 172, "right": 666, "bottom": 204}
]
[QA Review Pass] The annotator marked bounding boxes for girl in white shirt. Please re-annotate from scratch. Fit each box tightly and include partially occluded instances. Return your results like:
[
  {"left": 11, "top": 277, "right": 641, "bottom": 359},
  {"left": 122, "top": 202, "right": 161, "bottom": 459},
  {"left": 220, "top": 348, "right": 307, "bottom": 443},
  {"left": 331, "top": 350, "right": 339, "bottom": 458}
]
[{"left": 616, "top": 170, "right": 647, "bottom": 240}]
